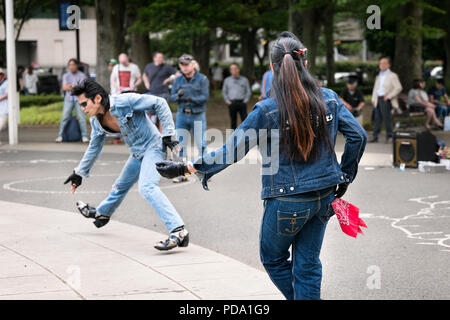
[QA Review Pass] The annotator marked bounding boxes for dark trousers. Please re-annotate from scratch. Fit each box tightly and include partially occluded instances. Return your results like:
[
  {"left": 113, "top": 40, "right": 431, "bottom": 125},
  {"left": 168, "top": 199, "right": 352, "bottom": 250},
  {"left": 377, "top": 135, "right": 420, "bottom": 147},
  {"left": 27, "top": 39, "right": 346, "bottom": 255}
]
[
  {"left": 373, "top": 97, "right": 393, "bottom": 139},
  {"left": 228, "top": 101, "right": 248, "bottom": 130}
]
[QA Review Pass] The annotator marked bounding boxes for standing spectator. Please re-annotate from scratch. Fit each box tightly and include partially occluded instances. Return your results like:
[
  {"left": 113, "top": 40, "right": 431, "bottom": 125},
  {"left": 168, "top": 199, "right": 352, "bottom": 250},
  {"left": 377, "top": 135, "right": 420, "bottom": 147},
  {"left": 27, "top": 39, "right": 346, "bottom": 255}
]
[
  {"left": 111, "top": 53, "right": 142, "bottom": 94},
  {"left": 0, "top": 68, "right": 8, "bottom": 145},
  {"left": 143, "top": 52, "right": 178, "bottom": 102},
  {"left": 17, "top": 66, "right": 25, "bottom": 94},
  {"left": 23, "top": 66, "right": 38, "bottom": 95},
  {"left": 408, "top": 79, "right": 443, "bottom": 130},
  {"left": 170, "top": 54, "right": 209, "bottom": 183},
  {"left": 55, "top": 58, "right": 88, "bottom": 143},
  {"left": 258, "top": 67, "right": 273, "bottom": 101},
  {"left": 369, "top": 57, "right": 402, "bottom": 143},
  {"left": 107, "top": 58, "right": 119, "bottom": 95},
  {"left": 211, "top": 62, "right": 223, "bottom": 90},
  {"left": 340, "top": 77, "right": 365, "bottom": 118},
  {"left": 222, "top": 63, "right": 251, "bottom": 129},
  {"left": 428, "top": 78, "right": 449, "bottom": 120}
]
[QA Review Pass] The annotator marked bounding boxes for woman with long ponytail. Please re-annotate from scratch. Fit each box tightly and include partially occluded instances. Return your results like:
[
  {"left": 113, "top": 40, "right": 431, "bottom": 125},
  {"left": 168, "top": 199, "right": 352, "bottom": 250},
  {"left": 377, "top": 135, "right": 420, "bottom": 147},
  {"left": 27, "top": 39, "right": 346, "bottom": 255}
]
[{"left": 156, "top": 31, "right": 367, "bottom": 300}]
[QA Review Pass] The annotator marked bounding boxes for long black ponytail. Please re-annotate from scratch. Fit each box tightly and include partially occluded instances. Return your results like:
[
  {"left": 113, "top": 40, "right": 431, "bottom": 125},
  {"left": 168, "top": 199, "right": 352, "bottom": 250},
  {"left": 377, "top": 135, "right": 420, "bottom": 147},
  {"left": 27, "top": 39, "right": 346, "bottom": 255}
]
[{"left": 270, "top": 31, "right": 332, "bottom": 162}]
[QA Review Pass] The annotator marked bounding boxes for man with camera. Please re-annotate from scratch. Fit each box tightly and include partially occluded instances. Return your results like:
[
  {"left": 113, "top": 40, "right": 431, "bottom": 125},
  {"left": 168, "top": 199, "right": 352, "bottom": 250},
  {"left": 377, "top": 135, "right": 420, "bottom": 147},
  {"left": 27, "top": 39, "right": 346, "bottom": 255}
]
[{"left": 170, "top": 54, "right": 210, "bottom": 183}]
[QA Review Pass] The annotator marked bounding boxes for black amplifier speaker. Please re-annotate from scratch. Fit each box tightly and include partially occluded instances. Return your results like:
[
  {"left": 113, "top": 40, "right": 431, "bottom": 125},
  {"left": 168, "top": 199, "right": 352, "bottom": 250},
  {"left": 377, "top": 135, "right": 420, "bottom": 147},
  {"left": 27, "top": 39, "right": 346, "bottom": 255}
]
[{"left": 393, "top": 130, "right": 438, "bottom": 168}]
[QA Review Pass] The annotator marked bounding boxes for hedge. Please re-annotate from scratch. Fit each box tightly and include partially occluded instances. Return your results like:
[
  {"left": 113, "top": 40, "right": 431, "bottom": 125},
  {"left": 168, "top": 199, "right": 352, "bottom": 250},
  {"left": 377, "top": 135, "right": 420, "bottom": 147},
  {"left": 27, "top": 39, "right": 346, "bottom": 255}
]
[{"left": 20, "top": 94, "right": 64, "bottom": 108}]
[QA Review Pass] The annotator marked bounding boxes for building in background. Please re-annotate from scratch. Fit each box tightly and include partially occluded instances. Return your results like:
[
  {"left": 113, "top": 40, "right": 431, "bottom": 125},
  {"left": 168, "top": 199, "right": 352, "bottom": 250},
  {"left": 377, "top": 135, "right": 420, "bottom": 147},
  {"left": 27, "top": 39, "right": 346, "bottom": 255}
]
[{"left": 0, "top": 6, "right": 96, "bottom": 81}]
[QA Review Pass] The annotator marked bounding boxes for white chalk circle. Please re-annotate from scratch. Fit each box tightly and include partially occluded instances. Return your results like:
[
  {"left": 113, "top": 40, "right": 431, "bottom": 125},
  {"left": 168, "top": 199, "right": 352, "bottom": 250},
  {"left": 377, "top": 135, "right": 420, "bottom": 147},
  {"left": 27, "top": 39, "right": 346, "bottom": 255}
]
[{"left": 3, "top": 174, "right": 196, "bottom": 195}]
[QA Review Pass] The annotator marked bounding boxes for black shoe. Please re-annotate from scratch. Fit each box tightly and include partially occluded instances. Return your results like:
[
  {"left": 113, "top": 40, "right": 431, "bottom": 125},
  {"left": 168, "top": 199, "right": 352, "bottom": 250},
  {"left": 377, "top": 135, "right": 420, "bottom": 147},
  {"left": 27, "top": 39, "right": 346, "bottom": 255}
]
[
  {"left": 76, "top": 201, "right": 110, "bottom": 228},
  {"left": 154, "top": 227, "right": 189, "bottom": 251},
  {"left": 93, "top": 215, "right": 110, "bottom": 228},
  {"left": 385, "top": 137, "right": 393, "bottom": 144},
  {"left": 368, "top": 137, "right": 378, "bottom": 143}
]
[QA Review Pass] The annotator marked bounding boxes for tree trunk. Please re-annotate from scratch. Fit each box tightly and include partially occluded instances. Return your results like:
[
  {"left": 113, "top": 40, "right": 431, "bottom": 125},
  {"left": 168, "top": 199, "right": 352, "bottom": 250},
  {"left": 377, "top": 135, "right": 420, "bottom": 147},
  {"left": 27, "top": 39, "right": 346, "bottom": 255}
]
[
  {"left": 240, "top": 27, "right": 257, "bottom": 81},
  {"left": 393, "top": 1, "right": 423, "bottom": 92},
  {"left": 445, "top": 1, "right": 450, "bottom": 81},
  {"left": 445, "top": 33, "right": 450, "bottom": 82},
  {"left": 298, "top": 8, "right": 323, "bottom": 76},
  {"left": 324, "top": 4, "right": 335, "bottom": 86},
  {"left": 192, "top": 30, "right": 211, "bottom": 79},
  {"left": 95, "top": 0, "right": 126, "bottom": 90},
  {"left": 393, "top": 5, "right": 410, "bottom": 90},
  {"left": 129, "top": 31, "right": 150, "bottom": 92},
  {"left": 409, "top": 0, "right": 423, "bottom": 84},
  {"left": 127, "top": 3, "right": 150, "bottom": 93}
]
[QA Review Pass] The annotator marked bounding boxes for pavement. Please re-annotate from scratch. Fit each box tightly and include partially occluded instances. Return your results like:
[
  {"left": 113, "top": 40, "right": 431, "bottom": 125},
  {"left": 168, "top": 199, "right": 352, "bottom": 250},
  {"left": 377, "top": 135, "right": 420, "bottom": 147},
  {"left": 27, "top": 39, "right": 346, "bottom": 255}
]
[
  {"left": 1, "top": 126, "right": 450, "bottom": 300},
  {"left": 0, "top": 200, "right": 282, "bottom": 300}
]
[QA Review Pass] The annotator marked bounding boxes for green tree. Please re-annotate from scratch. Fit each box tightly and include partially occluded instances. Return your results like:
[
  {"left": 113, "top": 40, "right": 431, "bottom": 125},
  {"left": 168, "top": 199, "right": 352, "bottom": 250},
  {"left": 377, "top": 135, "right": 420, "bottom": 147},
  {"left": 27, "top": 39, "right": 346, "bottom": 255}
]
[{"left": 95, "top": 0, "right": 127, "bottom": 89}]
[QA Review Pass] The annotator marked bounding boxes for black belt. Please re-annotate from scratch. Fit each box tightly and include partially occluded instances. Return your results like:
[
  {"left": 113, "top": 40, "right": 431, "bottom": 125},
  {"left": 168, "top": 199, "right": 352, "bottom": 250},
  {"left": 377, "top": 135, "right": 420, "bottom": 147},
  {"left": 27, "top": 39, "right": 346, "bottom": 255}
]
[
  {"left": 231, "top": 99, "right": 244, "bottom": 103},
  {"left": 181, "top": 108, "right": 202, "bottom": 115}
]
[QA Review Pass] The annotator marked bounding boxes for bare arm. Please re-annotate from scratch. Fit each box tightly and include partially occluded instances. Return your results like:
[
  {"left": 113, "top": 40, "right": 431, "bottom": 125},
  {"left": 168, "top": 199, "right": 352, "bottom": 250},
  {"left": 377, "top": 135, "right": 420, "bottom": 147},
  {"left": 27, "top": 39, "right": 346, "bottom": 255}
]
[
  {"left": 142, "top": 73, "right": 150, "bottom": 90},
  {"left": 339, "top": 97, "right": 353, "bottom": 111},
  {"left": 132, "top": 75, "right": 143, "bottom": 90},
  {"left": 111, "top": 67, "right": 121, "bottom": 93}
]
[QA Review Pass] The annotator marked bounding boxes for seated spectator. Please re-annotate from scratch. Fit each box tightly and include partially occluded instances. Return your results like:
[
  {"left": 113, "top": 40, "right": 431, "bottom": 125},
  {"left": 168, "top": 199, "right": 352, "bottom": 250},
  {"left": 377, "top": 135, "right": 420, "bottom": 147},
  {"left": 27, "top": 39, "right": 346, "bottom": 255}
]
[
  {"left": 340, "top": 77, "right": 365, "bottom": 117},
  {"left": 428, "top": 78, "right": 449, "bottom": 120},
  {"left": 408, "top": 79, "right": 443, "bottom": 130}
]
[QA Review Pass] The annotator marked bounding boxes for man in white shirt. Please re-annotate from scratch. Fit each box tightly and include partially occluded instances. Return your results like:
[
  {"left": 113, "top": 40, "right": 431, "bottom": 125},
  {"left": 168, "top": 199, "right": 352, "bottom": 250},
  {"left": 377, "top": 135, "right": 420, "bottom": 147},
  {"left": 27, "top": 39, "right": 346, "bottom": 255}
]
[
  {"left": 369, "top": 57, "right": 402, "bottom": 143},
  {"left": 111, "top": 53, "right": 142, "bottom": 94}
]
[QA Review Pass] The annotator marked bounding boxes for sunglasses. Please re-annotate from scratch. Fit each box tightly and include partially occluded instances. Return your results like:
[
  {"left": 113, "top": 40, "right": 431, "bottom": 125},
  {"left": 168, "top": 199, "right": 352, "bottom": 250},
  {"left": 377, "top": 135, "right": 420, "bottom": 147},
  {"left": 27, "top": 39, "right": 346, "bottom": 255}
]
[{"left": 80, "top": 101, "right": 88, "bottom": 108}]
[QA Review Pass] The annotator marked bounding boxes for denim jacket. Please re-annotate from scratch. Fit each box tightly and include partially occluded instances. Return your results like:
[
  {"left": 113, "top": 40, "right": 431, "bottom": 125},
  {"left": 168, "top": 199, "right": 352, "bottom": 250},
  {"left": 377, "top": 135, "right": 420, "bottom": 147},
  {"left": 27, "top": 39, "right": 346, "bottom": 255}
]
[
  {"left": 193, "top": 87, "right": 367, "bottom": 199},
  {"left": 170, "top": 70, "right": 209, "bottom": 113},
  {"left": 74, "top": 93, "right": 175, "bottom": 178}
]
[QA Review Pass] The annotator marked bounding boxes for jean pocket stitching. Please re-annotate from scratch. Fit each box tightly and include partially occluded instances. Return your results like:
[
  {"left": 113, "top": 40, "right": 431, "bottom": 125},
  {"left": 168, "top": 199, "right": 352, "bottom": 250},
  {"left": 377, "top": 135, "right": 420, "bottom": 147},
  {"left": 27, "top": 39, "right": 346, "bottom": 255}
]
[{"left": 276, "top": 209, "right": 310, "bottom": 236}]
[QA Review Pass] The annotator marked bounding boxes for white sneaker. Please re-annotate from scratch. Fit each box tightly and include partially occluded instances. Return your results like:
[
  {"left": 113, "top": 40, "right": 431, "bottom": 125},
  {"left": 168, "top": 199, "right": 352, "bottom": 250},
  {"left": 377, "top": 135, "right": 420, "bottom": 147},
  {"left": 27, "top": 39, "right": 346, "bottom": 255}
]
[
  {"left": 82, "top": 137, "right": 89, "bottom": 143},
  {"left": 55, "top": 136, "right": 63, "bottom": 143}
]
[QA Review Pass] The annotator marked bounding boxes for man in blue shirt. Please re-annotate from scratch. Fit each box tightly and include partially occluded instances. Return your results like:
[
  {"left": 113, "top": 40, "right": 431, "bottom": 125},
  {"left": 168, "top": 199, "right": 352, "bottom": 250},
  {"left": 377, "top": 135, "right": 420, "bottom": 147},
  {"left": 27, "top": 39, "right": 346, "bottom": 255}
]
[
  {"left": 258, "top": 68, "right": 273, "bottom": 101},
  {"left": 170, "top": 54, "right": 209, "bottom": 182},
  {"left": 428, "top": 78, "right": 449, "bottom": 119},
  {"left": 56, "top": 59, "right": 88, "bottom": 143}
]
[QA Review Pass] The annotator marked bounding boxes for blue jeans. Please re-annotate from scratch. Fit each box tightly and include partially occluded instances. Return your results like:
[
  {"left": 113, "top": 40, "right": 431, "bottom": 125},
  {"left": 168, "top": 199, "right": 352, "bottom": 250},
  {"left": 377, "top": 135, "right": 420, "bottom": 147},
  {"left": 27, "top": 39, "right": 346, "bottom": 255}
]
[
  {"left": 176, "top": 111, "right": 207, "bottom": 158},
  {"left": 259, "top": 187, "right": 335, "bottom": 300},
  {"left": 96, "top": 147, "right": 184, "bottom": 233},
  {"left": 435, "top": 104, "right": 449, "bottom": 118},
  {"left": 58, "top": 100, "right": 88, "bottom": 138}
]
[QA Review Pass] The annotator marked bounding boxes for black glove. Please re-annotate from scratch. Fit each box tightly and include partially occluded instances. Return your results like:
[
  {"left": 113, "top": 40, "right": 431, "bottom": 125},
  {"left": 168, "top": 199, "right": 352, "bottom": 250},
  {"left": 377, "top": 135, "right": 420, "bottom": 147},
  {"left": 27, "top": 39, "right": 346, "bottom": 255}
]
[
  {"left": 64, "top": 171, "right": 82, "bottom": 187},
  {"left": 155, "top": 161, "right": 189, "bottom": 179},
  {"left": 334, "top": 183, "right": 348, "bottom": 198},
  {"left": 177, "top": 88, "right": 186, "bottom": 97},
  {"left": 177, "top": 88, "right": 191, "bottom": 102},
  {"left": 162, "top": 136, "right": 180, "bottom": 151}
]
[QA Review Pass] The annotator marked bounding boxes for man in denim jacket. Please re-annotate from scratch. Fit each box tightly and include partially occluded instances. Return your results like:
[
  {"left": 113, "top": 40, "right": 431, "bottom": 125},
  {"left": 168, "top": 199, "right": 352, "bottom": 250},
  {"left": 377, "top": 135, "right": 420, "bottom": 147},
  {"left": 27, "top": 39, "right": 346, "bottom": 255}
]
[
  {"left": 170, "top": 54, "right": 209, "bottom": 174},
  {"left": 63, "top": 79, "right": 189, "bottom": 251}
]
